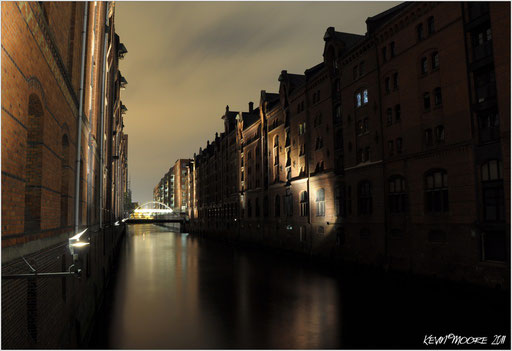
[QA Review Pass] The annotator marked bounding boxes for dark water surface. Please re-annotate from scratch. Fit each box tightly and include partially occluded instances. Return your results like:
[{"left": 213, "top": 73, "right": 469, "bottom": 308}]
[{"left": 90, "top": 224, "right": 509, "bottom": 349}]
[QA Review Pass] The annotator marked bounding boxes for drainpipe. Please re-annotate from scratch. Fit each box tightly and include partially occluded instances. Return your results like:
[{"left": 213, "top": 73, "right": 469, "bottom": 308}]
[
  {"left": 99, "top": 2, "right": 109, "bottom": 229},
  {"left": 74, "top": 3, "right": 89, "bottom": 234}
]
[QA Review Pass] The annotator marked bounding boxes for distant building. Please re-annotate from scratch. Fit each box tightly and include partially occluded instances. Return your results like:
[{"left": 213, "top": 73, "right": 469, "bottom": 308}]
[
  {"left": 153, "top": 158, "right": 192, "bottom": 213},
  {"left": 188, "top": 2, "right": 510, "bottom": 287}
]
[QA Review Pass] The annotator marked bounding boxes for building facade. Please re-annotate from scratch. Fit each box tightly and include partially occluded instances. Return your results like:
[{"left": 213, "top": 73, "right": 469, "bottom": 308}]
[
  {"left": 153, "top": 158, "right": 192, "bottom": 213},
  {"left": 2, "top": 2, "right": 128, "bottom": 347},
  {"left": 188, "top": 2, "right": 509, "bottom": 287}
]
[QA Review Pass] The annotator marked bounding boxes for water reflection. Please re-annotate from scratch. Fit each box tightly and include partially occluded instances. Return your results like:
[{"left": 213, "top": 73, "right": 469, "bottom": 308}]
[
  {"left": 100, "top": 224, "right": 343, "bottom": 349},
  {"left": 93, "top": 224, "right": 509, "bottom": 349}
]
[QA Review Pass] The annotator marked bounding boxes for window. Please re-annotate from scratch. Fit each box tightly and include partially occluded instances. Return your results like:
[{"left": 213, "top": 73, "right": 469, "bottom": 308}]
[
  {"left": 417, "top": 23, "right": 424, "bottom": 41},
  {"left": 382, "top": 47, "right": 387, "bottom": 62},
  {"left": 388, "top": 176, "right": 407, "bottom": 213},
  {"left": 425, "top": 169, "right": 448, "bottom": 213},
  {"left": 386, "top": 108, "right": 393, "bottom": 125},
  {"left": 478, "top": 110, "right": 500, "bottom": 142},
  {"left": 425, "top": 128, "right": 433, "bottom": 146},
  {"left": 300, "top": 191, "right": 308, "bottom": 217},
  {"left": 435, "top": 125, "right": 445, "bottom": 143},
  {"left": 334, "top": 186, "right": 343, "bottom": 217},
  {"left": 395, "top": 104, "right": 401, "bottom": 122},
  {"left": 481, "top": 160, "right": 504, "bottom": 221},
  {"left": 396, "top": 137, "right": 403, "bottom": 153},
  {"left": 363, "top": 89, "right": 368, "bottom": 104},
  {"left": 393, "top": 73, "right": 398, "bottom": 90},
  {"left": 334, "top": 105, "right": 341, "bottom": 123},
  {"left": 432, "top": 51, "right": 439, "bottom": 69},
  {"left": 390, "top": 41, "right": 395, "bottom": 57},
  {"left": 421, "top": 57, "right": 428, "bottom": 74},
  {"left": 434, "top": 87, "right": 442, "bottom": 106},
  {"left": 356, "top": 92, "right": 362, "bottom": 107},
  {"left": 316, "top": 188, "right": 325, "bottom": 216},
  {"left": 474, "top": 68, "right": 496, "bottom": 103},
  {"left": 423, "top": 92, "right": 431, "bottom": 110},
  {"left": 274, "top": 195, "right": 280, "bottom": 217},
  {"left": 388, "top": 140, "right": 394, "bottom": 155},
  {"left": 285, "top": 190, "right": 293, "bottom": 216},
  {"left": 428, "top": 17, "right": 435, "bottom": 35},
  {"left": 385, "top": 77, "right": 390, "bottom": 93},
  {"left": 358, "top": 181, "right": 372, "bottom": 215}
]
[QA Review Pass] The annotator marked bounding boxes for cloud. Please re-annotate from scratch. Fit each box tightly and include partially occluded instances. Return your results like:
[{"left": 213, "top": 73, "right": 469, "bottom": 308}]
[{"left": 116, "top": 1, "right": 401, "bottom": 203}]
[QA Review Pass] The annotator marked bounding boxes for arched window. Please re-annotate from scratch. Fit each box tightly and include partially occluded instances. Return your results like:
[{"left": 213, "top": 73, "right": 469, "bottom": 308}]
[
  {"left": 481, "top": 160, "right": 504, "bottom": 221},
  {"left": 425, "top": 169, "right": 448, "bottom": 213},
  {"left": 355, "top": 88, "right": 369, "bottom": 108},
  {"left": 388, "top": 176, "right": 407, "bottom": 213},
  {"left": 300, "top": 191, "right": 309, "bottom": 217},
  {"left": 316, "top": 188, "right": 325, "bottom": 216},
  {"left": 61, "top": 134, "right": 70, "bottom": 227},
  {"left": 274, "top": 195, "right": 280, "bottom": 217},
  {"left": 358, "top": 181, "right": 372, "bottom": 215},
  {"left": 25, "top": 94, "right": 44, "bottom": 232}
]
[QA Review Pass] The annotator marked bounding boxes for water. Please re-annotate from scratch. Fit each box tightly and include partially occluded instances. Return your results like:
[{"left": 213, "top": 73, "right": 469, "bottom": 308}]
[{"left": 91, "top": 224, "right": 509, "bottom": 349}]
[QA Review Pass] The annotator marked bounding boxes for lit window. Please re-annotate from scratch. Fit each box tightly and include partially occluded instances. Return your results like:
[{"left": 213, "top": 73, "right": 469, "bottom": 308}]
[
  {"left": 363, "top": 89, "right": 368, "bottom": 104},
  {"left": 300, "top": 191, "right": 309, "bottom": 217},
  {"left": 316, "top": 188, "right": 325, "bottom": 216},
  {"left": 356, "top": 93, "right": 362, "bottom": 107}
]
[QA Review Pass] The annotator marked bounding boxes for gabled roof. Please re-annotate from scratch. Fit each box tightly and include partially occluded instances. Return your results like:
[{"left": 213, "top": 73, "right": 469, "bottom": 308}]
[
  {"left": 305, "top": 62, "right": 324, "bottom": 77},
  {"left": 242, "top": 108, "right": 260, "bottom": 130},
  {"left": 366, "top": 2, "right": 411, "bottom": 34}
]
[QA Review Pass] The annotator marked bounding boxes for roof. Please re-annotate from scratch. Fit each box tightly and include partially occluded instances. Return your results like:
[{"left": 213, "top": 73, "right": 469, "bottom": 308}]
[
  {"left": 242, "top": 108, "right": 260, "bottom": 130},
  {"left": 365, "top": 2, "right": 411, "bottom": 33},
  {"left": 305, "top": 62, "right": 325, "bottom": 77}
]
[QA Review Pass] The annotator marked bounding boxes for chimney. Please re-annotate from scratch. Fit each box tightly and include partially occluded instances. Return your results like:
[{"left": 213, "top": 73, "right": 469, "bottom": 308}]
[
  {"left": 249, "top": 102, "right": 254, "bottom": 113},
  {"left": 226, "top": 105, "right": 229, "bottom": 113}
]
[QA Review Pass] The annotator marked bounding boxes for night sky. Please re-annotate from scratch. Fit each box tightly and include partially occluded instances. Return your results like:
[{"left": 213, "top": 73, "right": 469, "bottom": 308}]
[{"left": 116, "top": 1, "right": 400, "bottom": 204}]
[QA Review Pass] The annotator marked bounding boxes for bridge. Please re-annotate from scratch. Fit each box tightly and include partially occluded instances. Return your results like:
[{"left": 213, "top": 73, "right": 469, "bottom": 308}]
[{"left": 124, "top": 201, "right": 188, "bottom": 225}]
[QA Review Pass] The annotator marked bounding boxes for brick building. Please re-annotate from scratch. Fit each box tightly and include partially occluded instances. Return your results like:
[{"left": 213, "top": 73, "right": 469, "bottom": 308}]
[
  {"left": 153, "top": 158, "right": 192, "bottom": 213},
  {"left": 2, "top": 2, "right": 129, "bottom": 347},
  {"left": 188, "top": 2, "right": 509, "bottom": 287}
]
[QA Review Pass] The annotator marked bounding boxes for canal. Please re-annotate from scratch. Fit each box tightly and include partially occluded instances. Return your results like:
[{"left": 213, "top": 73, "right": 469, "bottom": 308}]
[{"left": 91, "top": 223, "right": 509, "bottom": 349}]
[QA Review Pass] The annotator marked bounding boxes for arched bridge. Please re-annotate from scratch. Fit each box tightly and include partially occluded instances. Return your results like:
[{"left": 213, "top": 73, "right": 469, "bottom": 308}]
[{"left": 125, "top": 201, "right": 188, "bottom": 224}]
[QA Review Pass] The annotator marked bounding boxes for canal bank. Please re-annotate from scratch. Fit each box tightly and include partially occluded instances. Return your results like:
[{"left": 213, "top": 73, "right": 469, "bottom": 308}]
[
  {"left": 90, "top": 223, "right": 509, "bottom": 349},
  {"left": 1, "top": 224, "right": 126, "bottom": 348}
]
